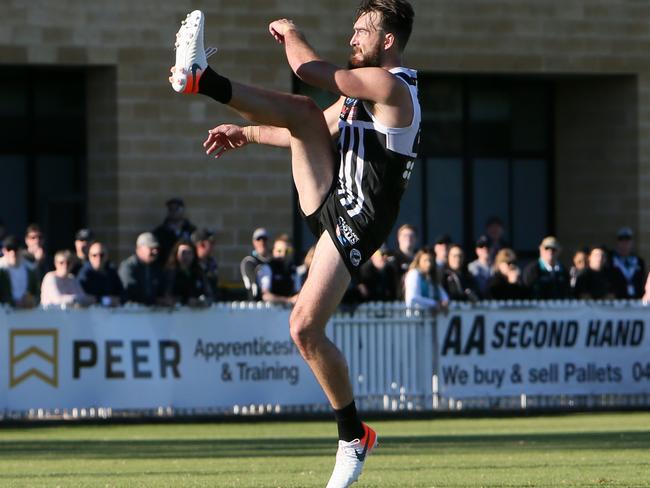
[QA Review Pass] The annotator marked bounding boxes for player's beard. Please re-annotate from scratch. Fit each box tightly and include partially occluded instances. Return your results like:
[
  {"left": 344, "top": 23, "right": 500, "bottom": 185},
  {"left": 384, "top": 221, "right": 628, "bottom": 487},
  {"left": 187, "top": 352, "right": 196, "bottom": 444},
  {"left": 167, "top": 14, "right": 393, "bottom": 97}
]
[{"left": 347, "top": 42, "right": 382, "bottom": 69}]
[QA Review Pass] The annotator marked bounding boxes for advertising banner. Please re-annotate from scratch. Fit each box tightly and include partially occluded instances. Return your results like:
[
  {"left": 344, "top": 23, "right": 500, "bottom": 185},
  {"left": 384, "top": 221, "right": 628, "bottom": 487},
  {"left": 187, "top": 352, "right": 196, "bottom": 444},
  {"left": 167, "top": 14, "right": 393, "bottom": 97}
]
[
  {"left": 0, "top": 307, "right": 327, "bottom": 411},
  {"left": 437, "top": 305, "right": 650, "bottom": 398}
]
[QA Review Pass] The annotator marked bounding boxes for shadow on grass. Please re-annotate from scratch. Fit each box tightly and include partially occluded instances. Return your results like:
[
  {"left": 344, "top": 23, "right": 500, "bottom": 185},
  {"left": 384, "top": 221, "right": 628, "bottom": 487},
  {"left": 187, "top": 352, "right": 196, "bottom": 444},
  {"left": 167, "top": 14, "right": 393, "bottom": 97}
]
[{"left": 1, "top": 431, "right": 649, "bottom": 462}]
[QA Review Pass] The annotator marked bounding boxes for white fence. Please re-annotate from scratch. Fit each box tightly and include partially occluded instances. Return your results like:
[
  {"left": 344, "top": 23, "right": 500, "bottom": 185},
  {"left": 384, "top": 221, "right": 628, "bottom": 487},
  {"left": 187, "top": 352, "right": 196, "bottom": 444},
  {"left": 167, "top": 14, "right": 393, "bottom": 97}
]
[{"left": 1, "top": 300, "right": 649, "bottom": 420}]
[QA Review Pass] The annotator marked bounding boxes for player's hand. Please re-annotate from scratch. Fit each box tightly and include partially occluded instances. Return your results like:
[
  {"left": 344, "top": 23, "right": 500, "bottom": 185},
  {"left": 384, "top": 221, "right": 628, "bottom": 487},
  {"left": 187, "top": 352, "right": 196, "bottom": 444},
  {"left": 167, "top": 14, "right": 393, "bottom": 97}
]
[
  {"left": 269, "top": 19, "right": 297, "bottom": 44},
  {"left": 203, "top": 124, "right": 248, "bottom": 158}
]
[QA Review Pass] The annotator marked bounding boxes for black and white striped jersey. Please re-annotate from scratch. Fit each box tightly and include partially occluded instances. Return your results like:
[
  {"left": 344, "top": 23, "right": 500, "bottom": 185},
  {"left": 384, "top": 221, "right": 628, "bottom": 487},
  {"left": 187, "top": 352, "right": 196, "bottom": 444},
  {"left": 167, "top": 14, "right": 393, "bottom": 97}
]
[{"left": 336, "top": 67, "right": 421, "bottom": 228}]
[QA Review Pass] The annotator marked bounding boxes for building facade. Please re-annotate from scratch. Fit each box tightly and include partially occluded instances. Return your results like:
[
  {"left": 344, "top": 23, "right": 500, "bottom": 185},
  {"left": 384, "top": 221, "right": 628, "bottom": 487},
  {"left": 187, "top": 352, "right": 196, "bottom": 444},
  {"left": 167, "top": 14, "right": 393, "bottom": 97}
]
[{"left": 1, "top": 0, "right": 648, "bottom": 282}]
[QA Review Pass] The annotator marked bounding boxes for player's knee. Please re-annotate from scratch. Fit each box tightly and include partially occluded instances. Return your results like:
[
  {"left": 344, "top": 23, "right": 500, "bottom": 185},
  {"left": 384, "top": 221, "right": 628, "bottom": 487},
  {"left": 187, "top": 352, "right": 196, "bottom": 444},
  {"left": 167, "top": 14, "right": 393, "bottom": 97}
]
[
  {"left": 289, "top": 307, "right": 323, "bottom": 357},
  {"left": 287, "top": 96, "right": 323, "bottom": 133}
]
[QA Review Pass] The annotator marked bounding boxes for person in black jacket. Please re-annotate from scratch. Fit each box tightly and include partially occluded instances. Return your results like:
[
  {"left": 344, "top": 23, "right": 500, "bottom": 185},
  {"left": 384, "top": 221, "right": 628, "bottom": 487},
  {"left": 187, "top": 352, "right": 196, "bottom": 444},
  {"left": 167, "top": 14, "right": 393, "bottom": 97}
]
[
  {"left": 164, "top": 238, "right": 211, "bottom": 307},
  {"left": 258, "top": 234, "right": 298, "bottom": 305},
  {"left": 487, "top": 248, "right": 529, "bottom": 300},
  {"left": 118, "top": 232, "right": 167, "bottom": 306},
  {"left": 77, "top": 241, "right": 124, "bottom": 306},
  {"left": 574, "top": 245, "right": 615, "bottom": 299},
  {"left": 443, "top": 244, "right": 479, "bottom": 302},
  {"left": 152, "top": 197, "right": 197, "bottom": 265},
  {"left": 357, "top": 246, "right": 398, "bottom": 302},
  {"left": 523, "top": 236, "right": 571, "bottom": 299},
  {"left": 609, "top": 227, "right": 645, "bottom": 299}
]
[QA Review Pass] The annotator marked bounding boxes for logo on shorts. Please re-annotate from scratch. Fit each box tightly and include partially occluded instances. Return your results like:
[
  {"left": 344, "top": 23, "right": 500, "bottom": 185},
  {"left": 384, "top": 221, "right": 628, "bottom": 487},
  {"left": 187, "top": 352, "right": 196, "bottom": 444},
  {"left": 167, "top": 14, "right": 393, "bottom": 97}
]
[
  {"left": 350, "top": 249, "right": 362, "bottom": 267},
  {"left": 337, "top": 216, "right": 359, "bottom": 246}
]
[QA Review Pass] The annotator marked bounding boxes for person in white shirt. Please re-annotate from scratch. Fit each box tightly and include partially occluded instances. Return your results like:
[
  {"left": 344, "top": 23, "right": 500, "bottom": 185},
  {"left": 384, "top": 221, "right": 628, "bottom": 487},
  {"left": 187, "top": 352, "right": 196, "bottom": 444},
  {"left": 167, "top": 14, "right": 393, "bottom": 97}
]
[
  {"left": 40, "top": 250, "right": 94, "bottom": 307},
  {"left": 404, "top": 248, "right": 449, "bottom": 311}
]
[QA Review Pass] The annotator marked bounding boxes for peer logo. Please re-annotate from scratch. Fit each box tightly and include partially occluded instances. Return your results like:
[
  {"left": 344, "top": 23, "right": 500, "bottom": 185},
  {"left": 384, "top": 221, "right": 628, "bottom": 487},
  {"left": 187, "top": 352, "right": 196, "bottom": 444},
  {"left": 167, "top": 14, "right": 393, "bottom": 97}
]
[{"left": 9, "top": 329, "right": 58, "bottom": 388}]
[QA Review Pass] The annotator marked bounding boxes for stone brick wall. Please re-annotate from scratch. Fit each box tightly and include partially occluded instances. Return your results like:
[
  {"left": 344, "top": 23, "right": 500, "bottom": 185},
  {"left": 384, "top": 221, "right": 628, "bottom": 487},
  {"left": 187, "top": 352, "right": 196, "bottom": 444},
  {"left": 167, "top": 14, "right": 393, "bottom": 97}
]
[{"left": 4, "top": 0, "right": 650, "bottom": 280}]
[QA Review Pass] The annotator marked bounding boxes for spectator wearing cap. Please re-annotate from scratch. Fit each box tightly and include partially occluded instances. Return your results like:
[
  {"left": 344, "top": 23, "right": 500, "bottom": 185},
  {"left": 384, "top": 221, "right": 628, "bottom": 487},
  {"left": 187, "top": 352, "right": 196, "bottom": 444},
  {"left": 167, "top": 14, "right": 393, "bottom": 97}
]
[
  {"left": 77, "top": 241, "right": 124, "bottom": 306},
  {"left": 152, "top": 197, "right": 197, "bottom": 265},
  {"left": 443, "top": 244, "right": 480, "bottom": 302},
  {"left": 23, "top": 223, "right": 53, "bottom": 282},
  {"left": 389, "top": 224, "right": 418, "bottom": 294},
  {"left": 610, "top": 227, "right": 645, "bottom": 299},
  {"left": 118, "top": 232, "right": 167, "bottom": 306},
  {"left": 41, "top": 250, "right": 94, "bottom": 307},
  {"left": 71, "top": 228, "right": 94, "bottom": 276},
  {"left": 192, "top": 228, "right": 220, "bottom": 300},
  {"left": 523, "top": 236, "right": 571, "bottom": 300},
  {"left": 356, "top": 245, "right": 398, "bottom": 302},
  {"left": 468, "top": 235, "right": 492, "bottom": 299},
  {"left": 575, "top": 245, "right": 615, "bottom": 300},
  {"left": 433, "top": 234, "right": 452, "bottom": 272},
  {"left": 485, "top": 216, "right": 508, "bottom": 265},
  {"left": 240, "top": 227, "right": 272, "bottom": 300},
  {"left": 487, "top": 248, "right": 529, "bottom": 300},
  {"left": 0, "top": 236, "right": 40, "bottom": 308},
  {"left": 257, "top": 234, "right": 298, "bottom": 305}
]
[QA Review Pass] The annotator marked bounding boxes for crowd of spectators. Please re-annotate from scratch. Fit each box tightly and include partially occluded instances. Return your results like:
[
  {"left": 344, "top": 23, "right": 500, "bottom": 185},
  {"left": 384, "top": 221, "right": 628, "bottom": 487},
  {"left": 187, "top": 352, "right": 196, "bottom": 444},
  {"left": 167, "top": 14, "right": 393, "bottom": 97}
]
[
  {"left": 238, "top": 218, "right": 650, "bottom": 312},
  {"left": 1, "top": 203, "right": 649, "bottom": 311},
  {"left": 0, "top": 198, "right": 219, "bottom": 309}
]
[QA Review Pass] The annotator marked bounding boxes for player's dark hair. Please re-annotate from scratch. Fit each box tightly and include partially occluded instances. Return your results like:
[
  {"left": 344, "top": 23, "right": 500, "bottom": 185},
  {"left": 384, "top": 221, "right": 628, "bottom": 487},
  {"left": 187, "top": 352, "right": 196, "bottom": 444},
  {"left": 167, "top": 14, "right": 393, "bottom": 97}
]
[{"left": 356, "top": 0, "right": 415, "bottom": 51}]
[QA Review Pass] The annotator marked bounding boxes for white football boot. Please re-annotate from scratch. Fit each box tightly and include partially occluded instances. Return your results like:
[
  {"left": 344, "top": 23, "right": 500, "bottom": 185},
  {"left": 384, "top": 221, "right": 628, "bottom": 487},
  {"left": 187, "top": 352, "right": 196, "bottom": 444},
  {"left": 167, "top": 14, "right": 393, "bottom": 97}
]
[
  {"left": 326, "top": 423, "right": 378, "bottom": 488},
  {"left": 169, "top": 10, "right": 216, "bottom": 94}
]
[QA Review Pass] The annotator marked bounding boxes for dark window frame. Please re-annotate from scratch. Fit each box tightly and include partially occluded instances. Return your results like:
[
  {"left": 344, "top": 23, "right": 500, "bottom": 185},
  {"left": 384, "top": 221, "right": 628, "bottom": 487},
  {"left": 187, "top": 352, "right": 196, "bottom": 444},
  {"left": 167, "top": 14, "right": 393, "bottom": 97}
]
[{"left": 0, "top": 66, "right": 87, "bottom": 252}]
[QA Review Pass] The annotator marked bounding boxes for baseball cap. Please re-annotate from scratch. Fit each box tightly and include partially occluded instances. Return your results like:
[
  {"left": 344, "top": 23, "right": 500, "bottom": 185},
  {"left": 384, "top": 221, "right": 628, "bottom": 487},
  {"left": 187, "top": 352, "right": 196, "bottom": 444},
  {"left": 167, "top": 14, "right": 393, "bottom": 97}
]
[
  {"left": 75, "top": 228, "right": 94, "bottom": 241},
  {"left": 475, "top": 235, "right": 489, "bottom": 248},
  {"left": 540, "top": 236, "right": 561, "bottom": 250},
  {"left": 136, "top": 232, "right": 159, "bottom": 248},
  {"left": 166, "top": 197, "right": 184, "bottom": 207},
  {"left": 434, "top": 233, "right": 452, "bottom": 245},
  {"left": 252, "top": 227, "right": 269, "bottom": 240},
  {"left": 617, "top": 227, "right": 634, "bottom": 240},
  {"left": 191, "top": 228, "right": 215, "bottom": 244}
]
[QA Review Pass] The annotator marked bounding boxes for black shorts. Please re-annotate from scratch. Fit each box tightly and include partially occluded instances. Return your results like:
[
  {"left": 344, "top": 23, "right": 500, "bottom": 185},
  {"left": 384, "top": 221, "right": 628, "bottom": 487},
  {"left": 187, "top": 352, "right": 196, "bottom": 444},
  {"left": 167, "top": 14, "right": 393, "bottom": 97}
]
[{"left": 303, "top": 190, "right": 393, "bottom": 277}]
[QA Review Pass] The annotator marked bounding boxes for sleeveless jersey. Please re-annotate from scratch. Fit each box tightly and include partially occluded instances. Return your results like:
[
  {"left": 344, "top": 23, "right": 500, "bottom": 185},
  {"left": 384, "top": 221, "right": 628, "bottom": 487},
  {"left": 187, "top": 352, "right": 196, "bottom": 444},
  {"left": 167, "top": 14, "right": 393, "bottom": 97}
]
[{"left": 336, "top": 67, "right": 421, "bottom": 228}]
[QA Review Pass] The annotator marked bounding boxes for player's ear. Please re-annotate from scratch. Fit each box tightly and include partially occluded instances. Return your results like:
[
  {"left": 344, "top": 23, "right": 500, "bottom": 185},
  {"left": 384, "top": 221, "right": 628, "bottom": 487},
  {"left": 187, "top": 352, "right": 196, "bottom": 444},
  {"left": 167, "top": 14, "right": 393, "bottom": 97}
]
[{"left": 383, "top": 32, "right": 395, "bottom": 51}]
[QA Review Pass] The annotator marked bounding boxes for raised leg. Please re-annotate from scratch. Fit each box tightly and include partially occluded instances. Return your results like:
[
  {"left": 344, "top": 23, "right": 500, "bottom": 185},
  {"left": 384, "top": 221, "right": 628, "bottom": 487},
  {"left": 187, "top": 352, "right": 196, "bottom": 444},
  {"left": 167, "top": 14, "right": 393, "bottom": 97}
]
[{"left": 228, "top": 82, "right": 336, "bottom": 215}]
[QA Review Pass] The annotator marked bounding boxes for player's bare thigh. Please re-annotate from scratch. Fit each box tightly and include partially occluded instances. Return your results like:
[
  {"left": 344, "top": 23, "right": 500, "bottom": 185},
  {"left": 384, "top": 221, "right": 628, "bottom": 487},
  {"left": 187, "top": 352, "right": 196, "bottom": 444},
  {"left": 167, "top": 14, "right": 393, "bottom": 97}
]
[{"left": 291, "top": 231, "right": 351, "bottom": 337}]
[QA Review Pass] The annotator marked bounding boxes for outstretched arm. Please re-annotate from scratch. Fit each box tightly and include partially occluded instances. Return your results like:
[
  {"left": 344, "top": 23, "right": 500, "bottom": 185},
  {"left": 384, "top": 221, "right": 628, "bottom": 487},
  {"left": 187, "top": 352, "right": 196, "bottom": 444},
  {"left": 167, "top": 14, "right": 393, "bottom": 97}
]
[
  {"left": 269, "top": 19, "right": 407, "bottom": 107},
  {"left": 204, "top": 94, "right": 344, "bottom": 158},
  {"left": 203, "top": 124, "right": 291, "bottom": 158}
]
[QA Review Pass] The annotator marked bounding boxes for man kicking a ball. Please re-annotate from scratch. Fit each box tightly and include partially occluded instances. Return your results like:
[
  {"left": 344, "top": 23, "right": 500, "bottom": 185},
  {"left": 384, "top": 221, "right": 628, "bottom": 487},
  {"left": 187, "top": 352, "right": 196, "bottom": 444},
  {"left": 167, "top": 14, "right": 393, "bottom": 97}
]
[{"left": 169, "top": 1, "right": 419, "bottom": 485}]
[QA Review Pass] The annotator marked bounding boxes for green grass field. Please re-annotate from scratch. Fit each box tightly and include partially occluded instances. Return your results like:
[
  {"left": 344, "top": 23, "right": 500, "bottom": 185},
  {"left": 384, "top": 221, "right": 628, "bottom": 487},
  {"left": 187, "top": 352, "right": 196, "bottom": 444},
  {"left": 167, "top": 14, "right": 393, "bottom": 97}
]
[{"left": 1, "top": 412, "right": 649, "bottom": 487}]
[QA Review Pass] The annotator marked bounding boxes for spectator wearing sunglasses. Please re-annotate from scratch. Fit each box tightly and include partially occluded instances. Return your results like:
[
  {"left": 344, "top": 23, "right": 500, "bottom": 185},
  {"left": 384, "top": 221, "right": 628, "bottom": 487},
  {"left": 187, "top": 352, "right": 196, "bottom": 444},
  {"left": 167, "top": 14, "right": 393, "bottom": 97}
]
[
  {"left": 77, "top": 241, "right": 124, "bottom": 306},
  {"left": 523, "top": 236, "right": 571, "bottom": 299}
]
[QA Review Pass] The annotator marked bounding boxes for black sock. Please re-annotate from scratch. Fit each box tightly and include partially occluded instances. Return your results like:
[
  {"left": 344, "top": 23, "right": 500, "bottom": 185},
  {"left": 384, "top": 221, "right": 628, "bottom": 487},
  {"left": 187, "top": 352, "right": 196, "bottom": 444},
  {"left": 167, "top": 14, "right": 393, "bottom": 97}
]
[
  {"left": 334, "top": 401, "right": 365, "bottom": 442},
  {"left": 198, "top": 66, "right": 232, "bottom": 104}
]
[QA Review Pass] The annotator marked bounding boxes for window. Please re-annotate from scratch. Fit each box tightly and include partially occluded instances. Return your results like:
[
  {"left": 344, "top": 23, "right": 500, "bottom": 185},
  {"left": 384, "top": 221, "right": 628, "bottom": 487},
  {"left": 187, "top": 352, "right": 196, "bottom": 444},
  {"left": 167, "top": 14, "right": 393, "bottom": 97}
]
[{"left": 0, "top": 67, "right": 87, "bottom": 252}]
